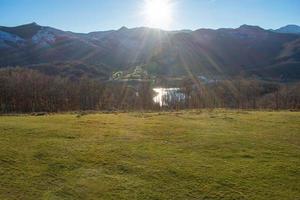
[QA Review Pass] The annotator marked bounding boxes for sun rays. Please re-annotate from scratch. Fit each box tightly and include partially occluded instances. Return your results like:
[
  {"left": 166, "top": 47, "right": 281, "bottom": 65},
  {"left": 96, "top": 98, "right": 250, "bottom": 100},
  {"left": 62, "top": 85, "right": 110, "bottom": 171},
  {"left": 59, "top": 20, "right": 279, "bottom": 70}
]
[{"left": 142, "top": 0, "right": 174, "bottom": 29}]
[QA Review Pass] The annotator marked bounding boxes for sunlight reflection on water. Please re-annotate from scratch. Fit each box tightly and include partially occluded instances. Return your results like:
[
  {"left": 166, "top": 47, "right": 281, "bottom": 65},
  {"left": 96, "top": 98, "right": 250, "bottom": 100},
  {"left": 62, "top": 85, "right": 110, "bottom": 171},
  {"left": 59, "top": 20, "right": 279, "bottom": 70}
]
[{"left": 153, "top": 88, "right": 184, "bottom": 106}]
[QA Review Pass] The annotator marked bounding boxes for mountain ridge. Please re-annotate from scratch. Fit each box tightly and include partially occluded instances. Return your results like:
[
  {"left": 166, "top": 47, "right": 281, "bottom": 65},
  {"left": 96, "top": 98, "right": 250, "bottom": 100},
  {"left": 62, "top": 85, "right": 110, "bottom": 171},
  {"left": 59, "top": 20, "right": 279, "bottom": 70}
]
[
  {"left": 275, "top": 25, "right": 300, "bottom": 35},
  {"left": 0, "top": 23, "right": 300, "bottom": 81}
]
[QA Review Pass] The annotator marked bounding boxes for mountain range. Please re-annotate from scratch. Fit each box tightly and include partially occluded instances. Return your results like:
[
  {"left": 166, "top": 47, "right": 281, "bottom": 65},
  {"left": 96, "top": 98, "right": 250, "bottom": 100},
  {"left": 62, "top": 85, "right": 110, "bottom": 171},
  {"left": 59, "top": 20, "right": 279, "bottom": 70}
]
[{"left": 0, "top": 23, "right": 300, "bottom": 80}]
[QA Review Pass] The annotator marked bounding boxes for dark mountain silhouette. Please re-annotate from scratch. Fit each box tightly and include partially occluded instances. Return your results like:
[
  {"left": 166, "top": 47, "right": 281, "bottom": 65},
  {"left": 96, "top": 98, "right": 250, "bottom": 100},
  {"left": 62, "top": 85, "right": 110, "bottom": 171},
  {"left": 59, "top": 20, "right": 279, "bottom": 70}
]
[
  {"left": 0, "top": 23, "right": 300, "bottom": 80},
  {"left": 275, "top": 25, "right": 300, "bottom": 35}
]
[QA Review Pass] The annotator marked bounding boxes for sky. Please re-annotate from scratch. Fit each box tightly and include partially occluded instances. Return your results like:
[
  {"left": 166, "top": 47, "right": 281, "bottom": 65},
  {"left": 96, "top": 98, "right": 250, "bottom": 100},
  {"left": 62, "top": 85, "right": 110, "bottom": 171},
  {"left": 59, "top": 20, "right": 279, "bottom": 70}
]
[{"left": 0, "top": 0, "right": 299, "bottom": 33}]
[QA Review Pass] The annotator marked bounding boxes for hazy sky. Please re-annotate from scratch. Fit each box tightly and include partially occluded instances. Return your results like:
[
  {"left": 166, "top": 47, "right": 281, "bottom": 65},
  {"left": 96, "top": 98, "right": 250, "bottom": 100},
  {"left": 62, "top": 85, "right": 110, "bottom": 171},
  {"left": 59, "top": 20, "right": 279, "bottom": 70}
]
[{"left": 0, "top": 0, "right": 299, "bottom": 32}]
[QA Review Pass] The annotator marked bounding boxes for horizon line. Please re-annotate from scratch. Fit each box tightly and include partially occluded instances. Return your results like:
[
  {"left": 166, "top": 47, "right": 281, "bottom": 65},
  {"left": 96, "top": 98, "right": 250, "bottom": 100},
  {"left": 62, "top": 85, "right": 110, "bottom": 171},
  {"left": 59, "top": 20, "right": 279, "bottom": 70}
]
[{"left": 1, "top": 22, "right": 299, "bottom": 34}]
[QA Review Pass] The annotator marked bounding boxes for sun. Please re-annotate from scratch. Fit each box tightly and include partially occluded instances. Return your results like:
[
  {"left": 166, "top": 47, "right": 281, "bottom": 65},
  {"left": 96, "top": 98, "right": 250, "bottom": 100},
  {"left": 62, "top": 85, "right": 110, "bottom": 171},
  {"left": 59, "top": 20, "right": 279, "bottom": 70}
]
[{"left": 143, "top": 0, "right": 173, "bottom": 29}]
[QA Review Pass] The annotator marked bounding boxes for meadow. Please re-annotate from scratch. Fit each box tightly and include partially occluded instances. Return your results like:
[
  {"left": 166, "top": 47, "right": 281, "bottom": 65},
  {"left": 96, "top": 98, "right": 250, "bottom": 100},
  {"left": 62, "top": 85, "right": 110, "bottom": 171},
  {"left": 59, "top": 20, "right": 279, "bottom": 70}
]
[{"left": 0, "top": 110, "right": 299, "bottom": 200}]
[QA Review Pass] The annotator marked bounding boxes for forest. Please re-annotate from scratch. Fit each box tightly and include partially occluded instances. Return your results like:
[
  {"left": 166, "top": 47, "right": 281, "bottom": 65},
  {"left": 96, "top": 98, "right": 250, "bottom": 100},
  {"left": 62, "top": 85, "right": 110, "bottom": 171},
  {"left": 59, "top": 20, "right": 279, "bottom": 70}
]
[{"left": 0, "top": 68, "right": 299, "bottom": 113}]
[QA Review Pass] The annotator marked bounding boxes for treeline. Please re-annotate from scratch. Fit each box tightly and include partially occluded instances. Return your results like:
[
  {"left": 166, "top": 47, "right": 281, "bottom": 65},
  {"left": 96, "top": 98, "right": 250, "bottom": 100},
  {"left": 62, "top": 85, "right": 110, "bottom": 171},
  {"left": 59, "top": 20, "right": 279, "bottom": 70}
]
[
  {"left": 0, "top": 68, "right": 153, "bottom": 113},
  {"left": 164, "top": 77, "right": 300, "bottom": 110},
  {"left": 0, "top": 68, "right": 299, "bottom": 113}
]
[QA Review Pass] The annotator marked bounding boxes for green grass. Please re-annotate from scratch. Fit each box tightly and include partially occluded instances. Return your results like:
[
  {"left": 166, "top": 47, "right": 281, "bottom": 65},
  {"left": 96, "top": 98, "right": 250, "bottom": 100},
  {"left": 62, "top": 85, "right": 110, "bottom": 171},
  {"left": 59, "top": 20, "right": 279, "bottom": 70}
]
[{"left": 0, "top": 110, "right": 299, "bottom": 200}]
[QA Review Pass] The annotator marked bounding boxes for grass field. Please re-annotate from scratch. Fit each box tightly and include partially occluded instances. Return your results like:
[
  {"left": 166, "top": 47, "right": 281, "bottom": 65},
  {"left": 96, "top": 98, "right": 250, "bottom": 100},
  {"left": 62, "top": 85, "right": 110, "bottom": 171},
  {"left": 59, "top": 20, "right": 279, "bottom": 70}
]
[{"left": 0, "top": 110, "right": 299, "bottom": 200}]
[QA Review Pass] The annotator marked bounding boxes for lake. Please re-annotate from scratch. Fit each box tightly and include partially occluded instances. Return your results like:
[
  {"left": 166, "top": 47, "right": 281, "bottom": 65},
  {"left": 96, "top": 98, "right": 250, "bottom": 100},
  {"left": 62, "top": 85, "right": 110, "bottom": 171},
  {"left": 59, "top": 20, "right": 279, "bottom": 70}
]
[{"left": 153, "top": 88, "right": 185, "bottom": 106}]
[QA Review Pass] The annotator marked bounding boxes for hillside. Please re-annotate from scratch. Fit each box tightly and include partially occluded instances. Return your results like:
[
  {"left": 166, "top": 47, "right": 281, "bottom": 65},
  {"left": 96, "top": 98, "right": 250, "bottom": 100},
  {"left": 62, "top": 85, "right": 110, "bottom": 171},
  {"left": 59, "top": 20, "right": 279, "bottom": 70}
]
[
  {"left": 275, "top": 25, "right": 300, "bottom": 35},
  {"left": 0, "top": 23, "right": 300, "bottom": 80}
]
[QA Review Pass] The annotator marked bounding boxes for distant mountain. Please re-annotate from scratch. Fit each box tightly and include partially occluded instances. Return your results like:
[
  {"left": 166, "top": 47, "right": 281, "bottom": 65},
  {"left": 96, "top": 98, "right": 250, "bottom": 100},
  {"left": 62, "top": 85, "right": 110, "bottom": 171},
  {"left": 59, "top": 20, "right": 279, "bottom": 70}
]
[
  {"left": 275, "top": 25, "right": 300, "bottom": 35},
  {"left": 0, "top": 23, "right": 300, "bottom": 80},
  {"left": 0, "top": 22, "right": 41, "bottom": 39}
]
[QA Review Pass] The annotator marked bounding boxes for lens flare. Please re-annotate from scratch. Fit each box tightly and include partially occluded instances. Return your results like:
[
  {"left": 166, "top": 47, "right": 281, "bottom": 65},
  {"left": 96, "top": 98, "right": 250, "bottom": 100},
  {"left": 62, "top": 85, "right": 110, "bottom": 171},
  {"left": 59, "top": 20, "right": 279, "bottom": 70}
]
[{"left": 143, "top": 0, "right": 173, "bottom": 29}]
